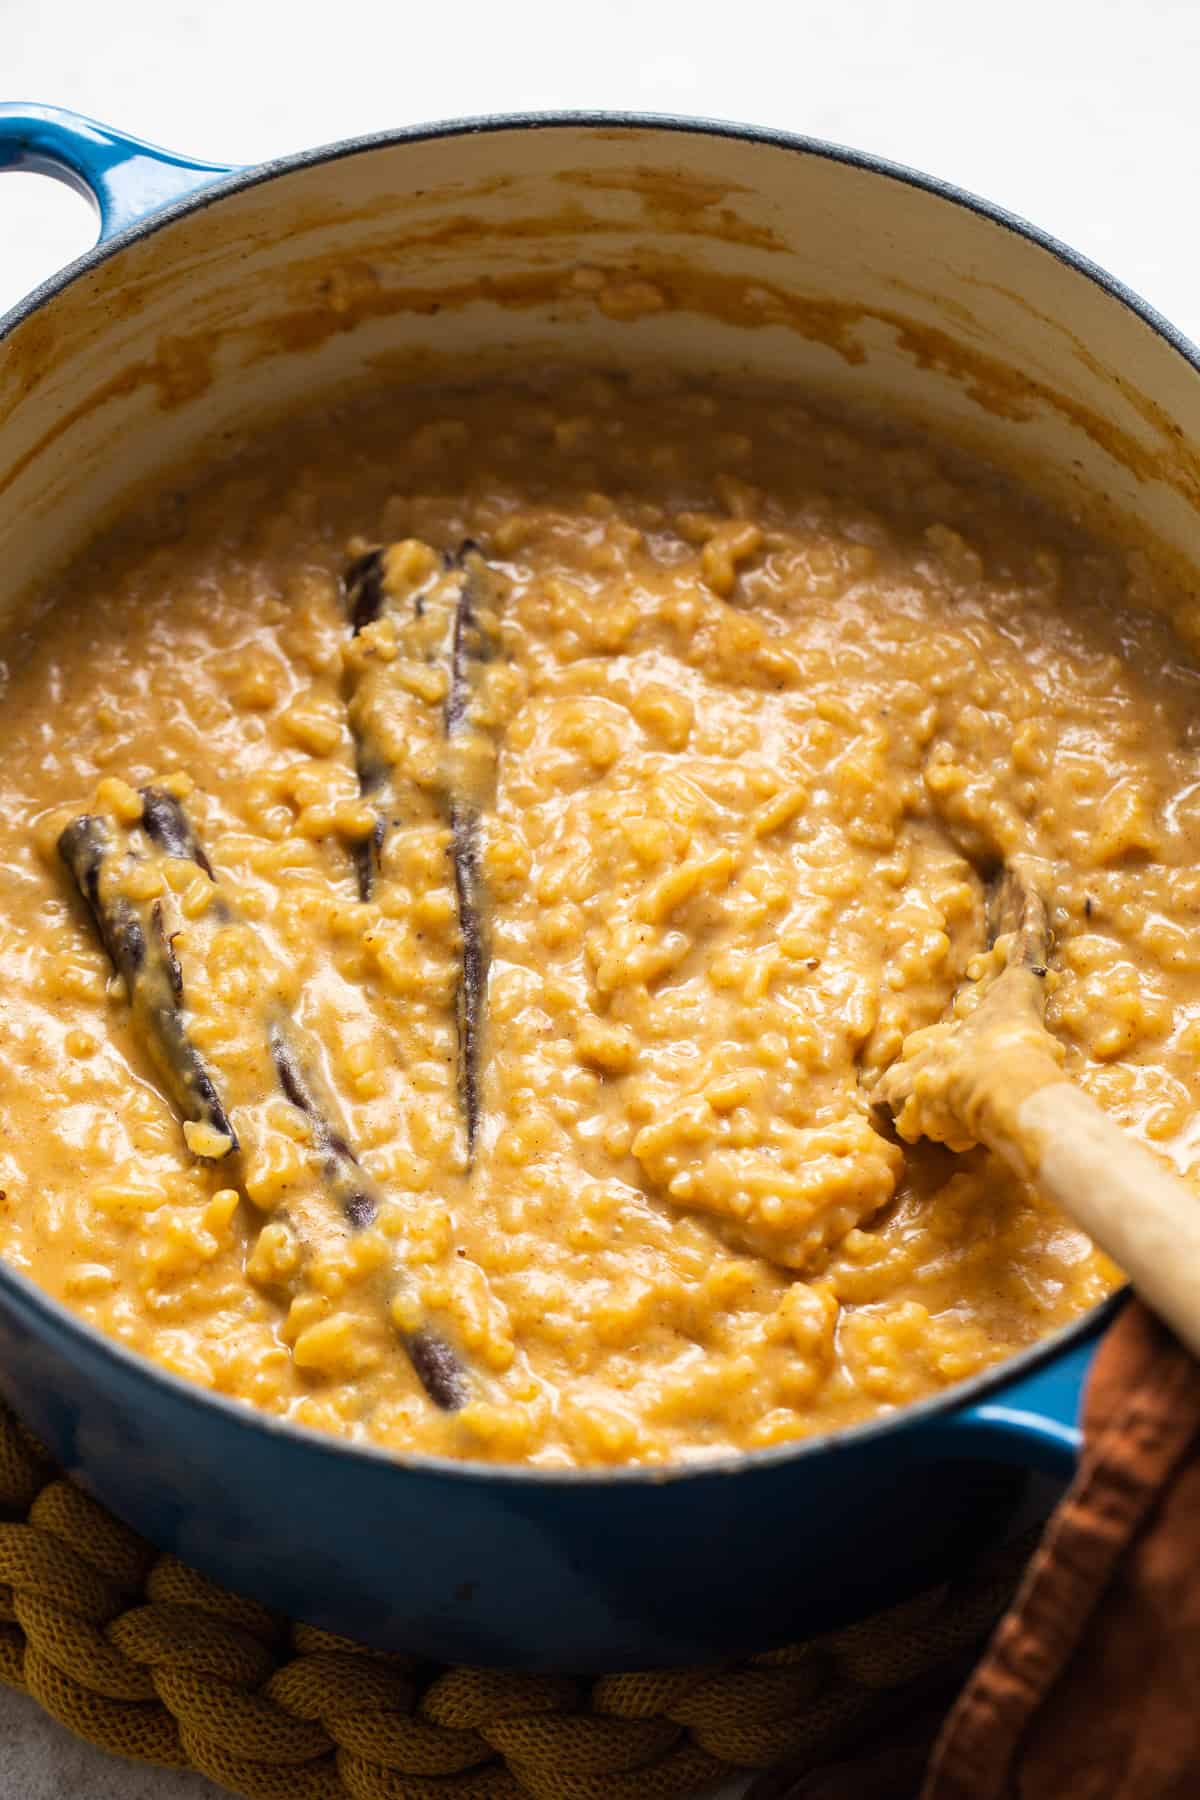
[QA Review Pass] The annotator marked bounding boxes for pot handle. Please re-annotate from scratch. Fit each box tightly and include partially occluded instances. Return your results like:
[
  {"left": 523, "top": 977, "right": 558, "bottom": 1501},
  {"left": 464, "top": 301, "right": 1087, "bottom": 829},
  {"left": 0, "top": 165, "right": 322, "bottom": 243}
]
[
  {"left": 935, "top": 1315, "right": 1113, "bottom": 1477},
  {"left": 0, "top": 103, "right": 233, "bottom": 244}
]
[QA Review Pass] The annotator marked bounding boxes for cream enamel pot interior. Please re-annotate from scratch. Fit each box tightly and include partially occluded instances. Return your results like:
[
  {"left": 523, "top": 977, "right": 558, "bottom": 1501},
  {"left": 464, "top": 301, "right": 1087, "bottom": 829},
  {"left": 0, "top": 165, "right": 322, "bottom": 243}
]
[{"left": 0, "top": 103, "right": 1183, "bottom": 1667}]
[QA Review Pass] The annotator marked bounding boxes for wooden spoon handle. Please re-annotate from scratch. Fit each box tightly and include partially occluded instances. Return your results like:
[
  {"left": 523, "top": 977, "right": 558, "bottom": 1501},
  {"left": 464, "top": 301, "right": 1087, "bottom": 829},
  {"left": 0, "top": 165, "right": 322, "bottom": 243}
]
[{"left": 990, "top": 1074, "right": 1200, "bottom": 1361}]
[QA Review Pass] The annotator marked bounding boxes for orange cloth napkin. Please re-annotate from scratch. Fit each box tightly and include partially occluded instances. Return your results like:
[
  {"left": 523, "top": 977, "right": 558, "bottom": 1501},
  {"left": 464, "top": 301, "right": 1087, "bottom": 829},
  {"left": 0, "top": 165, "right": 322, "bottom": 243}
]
[{"left": 763, "top": 1298, "right": 1200, "bottom": 1799}]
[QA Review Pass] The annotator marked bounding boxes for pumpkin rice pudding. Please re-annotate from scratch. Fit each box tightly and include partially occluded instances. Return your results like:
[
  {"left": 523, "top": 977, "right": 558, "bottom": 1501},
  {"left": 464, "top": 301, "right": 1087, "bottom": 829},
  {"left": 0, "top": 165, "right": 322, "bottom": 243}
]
[{"left": 1, "top": 367, "right": 1193, "bottom": 1467}]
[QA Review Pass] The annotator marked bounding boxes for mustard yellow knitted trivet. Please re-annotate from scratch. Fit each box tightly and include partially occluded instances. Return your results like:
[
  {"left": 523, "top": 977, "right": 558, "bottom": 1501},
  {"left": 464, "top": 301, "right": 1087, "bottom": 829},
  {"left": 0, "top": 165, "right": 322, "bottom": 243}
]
[{"left": 0, "top": 1403, "right": 1034, "bottom": 1800}]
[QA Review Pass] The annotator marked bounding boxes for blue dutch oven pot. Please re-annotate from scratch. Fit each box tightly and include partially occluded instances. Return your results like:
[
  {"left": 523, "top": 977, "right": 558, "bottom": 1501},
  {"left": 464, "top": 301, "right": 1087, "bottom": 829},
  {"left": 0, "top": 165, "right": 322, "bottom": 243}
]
[{"left": 0, "top": 101, "right": 1180, "bottom": 1669}]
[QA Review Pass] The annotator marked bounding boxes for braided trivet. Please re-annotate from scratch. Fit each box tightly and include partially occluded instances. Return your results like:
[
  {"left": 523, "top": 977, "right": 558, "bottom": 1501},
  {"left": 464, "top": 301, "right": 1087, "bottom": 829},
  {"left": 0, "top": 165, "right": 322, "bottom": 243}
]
[{"left": 0, "top": 1403, "right": 1035, "bottom": 1799}]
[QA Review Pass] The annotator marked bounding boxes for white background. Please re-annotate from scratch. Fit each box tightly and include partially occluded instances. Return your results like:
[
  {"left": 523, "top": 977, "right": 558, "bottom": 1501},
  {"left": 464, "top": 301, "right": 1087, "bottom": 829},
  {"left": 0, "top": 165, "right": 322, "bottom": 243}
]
[{"left": 1, "top": 1, "right": 1196, "bottom": 1793}]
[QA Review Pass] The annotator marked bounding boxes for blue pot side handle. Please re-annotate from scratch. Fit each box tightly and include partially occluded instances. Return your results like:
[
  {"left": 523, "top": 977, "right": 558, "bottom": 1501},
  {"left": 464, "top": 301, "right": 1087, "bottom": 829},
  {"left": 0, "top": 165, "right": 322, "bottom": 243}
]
[
  {"left": 933, "top": 1314, "right": 1116, "bottom": 1478},
  {"left": 0, "top": 102, "right": 233, "bottom": 244}
]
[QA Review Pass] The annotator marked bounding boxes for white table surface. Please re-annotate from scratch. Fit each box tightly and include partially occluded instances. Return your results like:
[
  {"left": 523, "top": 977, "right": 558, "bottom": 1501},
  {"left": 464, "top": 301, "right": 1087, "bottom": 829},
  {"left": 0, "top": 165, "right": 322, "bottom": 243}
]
[{"left": 1, "top": 1, "right": 1195, "bottom": 1792}]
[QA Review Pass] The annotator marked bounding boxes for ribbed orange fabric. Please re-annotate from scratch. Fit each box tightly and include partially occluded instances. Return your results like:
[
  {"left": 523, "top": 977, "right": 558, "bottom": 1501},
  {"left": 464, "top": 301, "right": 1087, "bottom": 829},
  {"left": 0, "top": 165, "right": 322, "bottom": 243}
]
[
  {"left": 763, "top": 1302, "right": 1200, "bottom": 1800},
  {"left": 925, "top": 1302, "right": 1200, "bottom": 1800}
]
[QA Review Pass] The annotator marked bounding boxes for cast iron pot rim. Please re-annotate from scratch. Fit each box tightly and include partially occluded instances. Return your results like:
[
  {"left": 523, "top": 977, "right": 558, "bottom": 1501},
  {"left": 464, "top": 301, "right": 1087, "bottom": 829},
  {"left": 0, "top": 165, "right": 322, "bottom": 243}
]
[
  {"left": 0, "top": 1249, "right": 1124, "bottom": 1486},
  {"left": 0, "top": 105, "right": 1164, "bottom": 1487}
]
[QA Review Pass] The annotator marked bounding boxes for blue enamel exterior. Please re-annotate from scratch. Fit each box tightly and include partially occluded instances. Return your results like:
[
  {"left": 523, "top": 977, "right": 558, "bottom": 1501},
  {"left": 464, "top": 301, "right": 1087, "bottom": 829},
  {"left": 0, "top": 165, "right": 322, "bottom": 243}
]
[{"left": 0, "top": 101, "right": 1153, "bottom": 1663}]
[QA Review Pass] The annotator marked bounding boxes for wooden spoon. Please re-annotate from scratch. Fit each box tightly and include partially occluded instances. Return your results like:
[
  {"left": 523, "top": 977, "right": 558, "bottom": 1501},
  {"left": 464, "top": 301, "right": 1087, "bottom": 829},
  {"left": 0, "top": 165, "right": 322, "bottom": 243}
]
[{"left": 874, "top": 860, "right": 1200, "bottom": 1359}]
